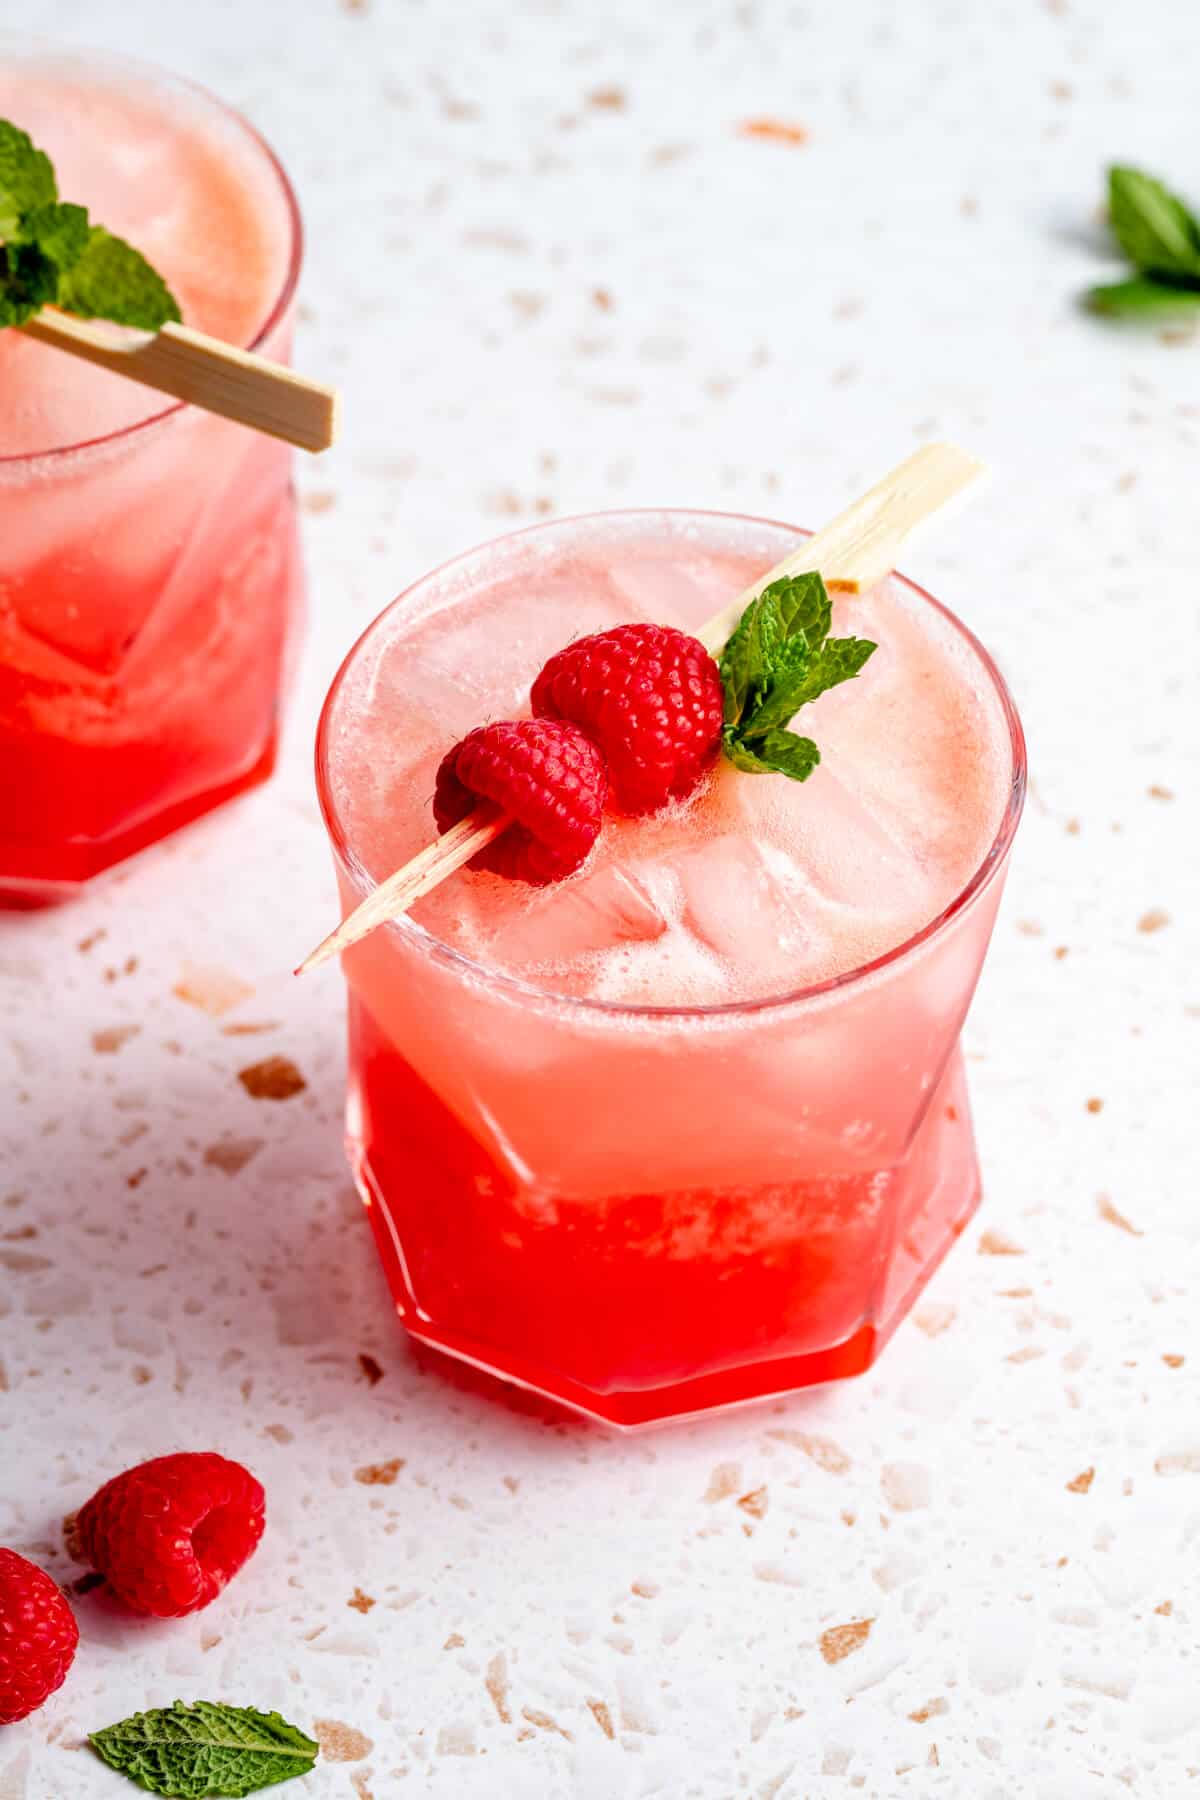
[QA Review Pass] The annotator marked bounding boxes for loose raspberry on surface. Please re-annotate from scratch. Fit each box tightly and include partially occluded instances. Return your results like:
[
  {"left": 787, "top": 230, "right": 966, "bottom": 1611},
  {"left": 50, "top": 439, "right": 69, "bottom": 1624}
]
[
  {"left": 531, "top": 622, "right": 725, "bottom": 815},
  {"left": 76, "top": 1452, "right": 265, "bottom": 1619},
  {"left": 0, "top": 1547, "right": 79, "bottom": 1724},
  {"left": 434, "top": 718, "right": 607, "bottom": 884}
]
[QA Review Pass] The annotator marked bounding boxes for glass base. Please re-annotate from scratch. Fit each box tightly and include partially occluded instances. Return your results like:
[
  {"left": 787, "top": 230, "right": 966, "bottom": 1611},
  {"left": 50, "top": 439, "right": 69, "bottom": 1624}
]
[
  {"left": 0, "top": 491, "right": 304, "bottom": 907},
  {"left": 346, "top": 1029, "right": 982, "bottom": 1429},
  {"left": 0, "top": 730, "right": 280, "bottom": 907}
]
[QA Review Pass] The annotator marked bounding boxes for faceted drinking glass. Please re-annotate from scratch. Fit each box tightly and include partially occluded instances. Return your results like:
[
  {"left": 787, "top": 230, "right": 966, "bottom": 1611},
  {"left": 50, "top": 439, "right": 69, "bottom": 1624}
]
[
  {"left": 315, "top": 512, "right": 1026, "bottom": 1426},
  {"left": 0, "top": 47, "right": 305, "bottom": 903}
]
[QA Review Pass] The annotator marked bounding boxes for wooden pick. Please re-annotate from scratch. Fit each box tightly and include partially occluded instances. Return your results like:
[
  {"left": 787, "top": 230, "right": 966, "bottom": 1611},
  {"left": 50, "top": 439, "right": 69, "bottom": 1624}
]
[
  {"left": 297, "top": 443, "right": 984, "bottom": 973},
  {"left": 19, "top": 309, "right": 339, "bottom": 453}
]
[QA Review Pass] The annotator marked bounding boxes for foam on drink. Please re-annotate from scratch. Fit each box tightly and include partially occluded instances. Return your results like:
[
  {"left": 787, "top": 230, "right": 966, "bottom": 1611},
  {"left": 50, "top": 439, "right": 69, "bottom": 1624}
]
[
  {"left": 0, "top": 54, "right": 293, "bottom": 457},
  {"left": 326, "top": 515, "right": 1012, "bottom": 1007}
]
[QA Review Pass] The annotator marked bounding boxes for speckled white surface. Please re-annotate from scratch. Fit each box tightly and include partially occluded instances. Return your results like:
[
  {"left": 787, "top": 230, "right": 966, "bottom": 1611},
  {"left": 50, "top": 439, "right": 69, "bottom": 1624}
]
[{"left": 2, "top": 2, "right": 1199, "bottom": 1795}]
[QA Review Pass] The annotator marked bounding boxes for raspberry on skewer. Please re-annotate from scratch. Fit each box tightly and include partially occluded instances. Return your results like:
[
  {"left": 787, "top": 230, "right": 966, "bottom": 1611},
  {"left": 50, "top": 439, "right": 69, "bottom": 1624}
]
[
  {"left": 532, "top": 623, "right": 725, "bottom": 816},
  {"left": 433, "top": 719, "right": 607, "bottom": 884}
]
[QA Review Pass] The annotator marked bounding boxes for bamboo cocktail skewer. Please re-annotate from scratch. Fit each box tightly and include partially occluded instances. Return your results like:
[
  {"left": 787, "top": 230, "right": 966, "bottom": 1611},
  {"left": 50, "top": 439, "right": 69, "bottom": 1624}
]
[
  {"left": 297, "top": 442, "right": 983, "bottom": 974},
  {"left": 19, "top": 309, "right": 339, "bottom": 453}
]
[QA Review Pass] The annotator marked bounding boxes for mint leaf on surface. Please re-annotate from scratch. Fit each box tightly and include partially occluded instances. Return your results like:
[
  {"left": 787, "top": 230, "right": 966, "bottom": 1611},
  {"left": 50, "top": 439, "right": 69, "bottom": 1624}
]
[
  {"left": 718, "top": 570, "right": 875, "bottom": 784},
  {"left": 57, "top": 225, "right": 182, "bottom": 329},
  {"left": 1107, "top": 165, "right": 1200, "bottom": 280},
  {"left": 0, "top": 117, "right": 56, "bottom": 239},
  {"left": 89, "top": 1701, "right": 319, "bottom": 1798},
  {"left": 1086, "top": 274, "right": 1200, "bottom": 315}
]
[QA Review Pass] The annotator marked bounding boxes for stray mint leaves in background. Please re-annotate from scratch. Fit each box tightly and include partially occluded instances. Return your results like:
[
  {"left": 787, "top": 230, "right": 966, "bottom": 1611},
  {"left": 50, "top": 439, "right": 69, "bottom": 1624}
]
[
  {"left": 1085, "top": 164, "right": 1200, "bottom": 318},
  {"left": 718, "top": 572, "right": 876, "bottom": 784},
  {"left": 90, "top": 1701, "right": 319, "bottom": 1799},
  {"left": 1088, "top": 276, "right": 1200, "bottom": 316},
  {"left": 0, "top": 115, "right": 180, "bottom": 330},
  {"left": 1106, "top": 166, "right": 1200, "bottom": 279}
]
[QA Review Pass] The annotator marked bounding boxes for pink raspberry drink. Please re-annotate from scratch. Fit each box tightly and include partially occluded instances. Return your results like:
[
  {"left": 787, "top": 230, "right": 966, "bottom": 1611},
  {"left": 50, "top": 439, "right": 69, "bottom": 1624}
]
[
  {"left": 318, "top": 511, "right": 1025, "bottom": 1425},
  {"left": 0, "top": 48, "right": 303, "bottom": 901}
]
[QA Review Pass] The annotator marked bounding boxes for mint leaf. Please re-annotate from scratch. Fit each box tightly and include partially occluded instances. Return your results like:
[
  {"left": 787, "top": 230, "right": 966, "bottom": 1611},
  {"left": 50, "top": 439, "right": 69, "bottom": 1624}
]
[
  {"left": 1087, "top": 274, "right": 1200, "bottom": 314},
  {"left": 89, "top": 1701, "right": 319, "bottom": 1798},
  {"left": 747, "top": 728, "right": 821, "bottom": 782},
  {"left": 802, "top": 635, "right": 877, "bottom": 702},
  {"left": 718, "top": 589, "right": 781, "bottom": 726},
  {"left": 57, "top": 225, "right": 182, "bottom": 329},
  {"left": 768, "top": 571, "right": 832, "bottom": 650},
  {"left": 718, "top": 568, "right": 874, "bottom": 784},
  {"left": 0, "top": 118, "right": 56, "bottom": 239},
  {"left": 756, "top": 588, "right": 784, "bottom": 666},
  {"left": 0, "top": 118, "right": 181, "bottom": 331},
  {"left": 737, "top": 651, "right": 816, "bottom": 739},
  {"left": 17, "top": 201, "right": 91, "bottom": 270},
  {"left": 721, "top": 728, "right": 820, "bottom": 781},
  {"left": 722, "top": 732, "right": 775, "bottom": 774},
  {"left": 0, "top": 241, "right": 59, "bottom": 327},
  {"left": 1107, "top": 166, "right": 1200, "bottom": 279},
  {"left": 745, "top": 634, "right": 876, "bottom": 737}
]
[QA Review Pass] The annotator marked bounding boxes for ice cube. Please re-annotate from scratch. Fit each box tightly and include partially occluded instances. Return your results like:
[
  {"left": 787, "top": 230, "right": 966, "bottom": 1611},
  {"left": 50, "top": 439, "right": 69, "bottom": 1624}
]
[
  {"left": 481, "top": 561, "right": 649, "bottom": 683},
  {"left": 429, "top": 858, "right": 670, "bottom": 982},
  {"left": 672, "top": 833, "right": 825, "bottom": 995},
  {"left": 362, "top": 618, "right": 516, "bottom": 746},
  {"left": 4, "top": 391, "right": 266, "bottom": 676},
  {"left": 797, "top": 771, "right": 937, "bottom": 920},
  {"left": 368, "top": 558, "right": 650, "bottom": 744},
  {"left": 811, "top": 583, "right": 994, "bottom": 875},
  {"left": 607, "top": 547, "right": 765, "bottom": 635},
  {"left": 708, "top": 759, "right": 935, "bottom": 924},
  {"left": 583, "top": 919, "right": 725, "bottom": 1008}
]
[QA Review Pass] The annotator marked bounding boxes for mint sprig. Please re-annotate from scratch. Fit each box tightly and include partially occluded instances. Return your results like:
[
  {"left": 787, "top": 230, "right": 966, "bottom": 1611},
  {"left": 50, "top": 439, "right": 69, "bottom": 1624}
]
[
  {"left": 90, "top": 1701, "right": 318, "bottom": 1798},
  {"left": 1088, "top": 276, "right": 1200, "bottom": 317},
  {"left": 56, "top": 225, "right": 182, "bottom": 327},
  {"left": 0, "top": 120, "right": 55, "bottom": 238},
  {"left": 1084, "top": 165, "right": 1200, "bottom": 317},
  {"left": 1108, "top": 167, "right": 1200, "bottom": 279},
  {"left": 0, "top": 116, "right": 180, "bottom": 331},
  {"left": 718, "top": 572, "right": 876, "bottom": 782},
  {"left": 17, "top": 200, "right": 91, "bottom": 270}
]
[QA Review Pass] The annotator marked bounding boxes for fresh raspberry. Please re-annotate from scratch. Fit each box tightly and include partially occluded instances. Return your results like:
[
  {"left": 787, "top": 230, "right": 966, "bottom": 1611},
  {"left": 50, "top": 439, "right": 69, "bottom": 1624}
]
[
  {"left": 531, "top": 623, "right": 725, "bottom": 815},
  {"left": 76, "top": 1452, "right": 265, "bottom": 1619},
  {"left": 434, "top": 718, "right": 606, "bottom": 884},
  {"left": 0, "top": 1548, "right": 79, "bottom": 1723}
]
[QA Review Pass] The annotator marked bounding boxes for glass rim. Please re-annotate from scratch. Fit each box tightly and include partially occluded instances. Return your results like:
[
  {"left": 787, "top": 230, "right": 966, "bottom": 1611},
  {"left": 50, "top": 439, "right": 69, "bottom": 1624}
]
[
  {"left": 315, "top": 507, "right": 1028, "bottom": 1024},
  {"left": 0, "top": 39, "right": 303, "bottom": 469}
]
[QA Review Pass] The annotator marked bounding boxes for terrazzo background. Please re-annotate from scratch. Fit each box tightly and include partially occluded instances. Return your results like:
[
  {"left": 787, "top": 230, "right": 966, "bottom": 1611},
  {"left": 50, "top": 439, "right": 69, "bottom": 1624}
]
[{"left": 2, "top": 1, "right": 1198, "bottom": 1794}]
